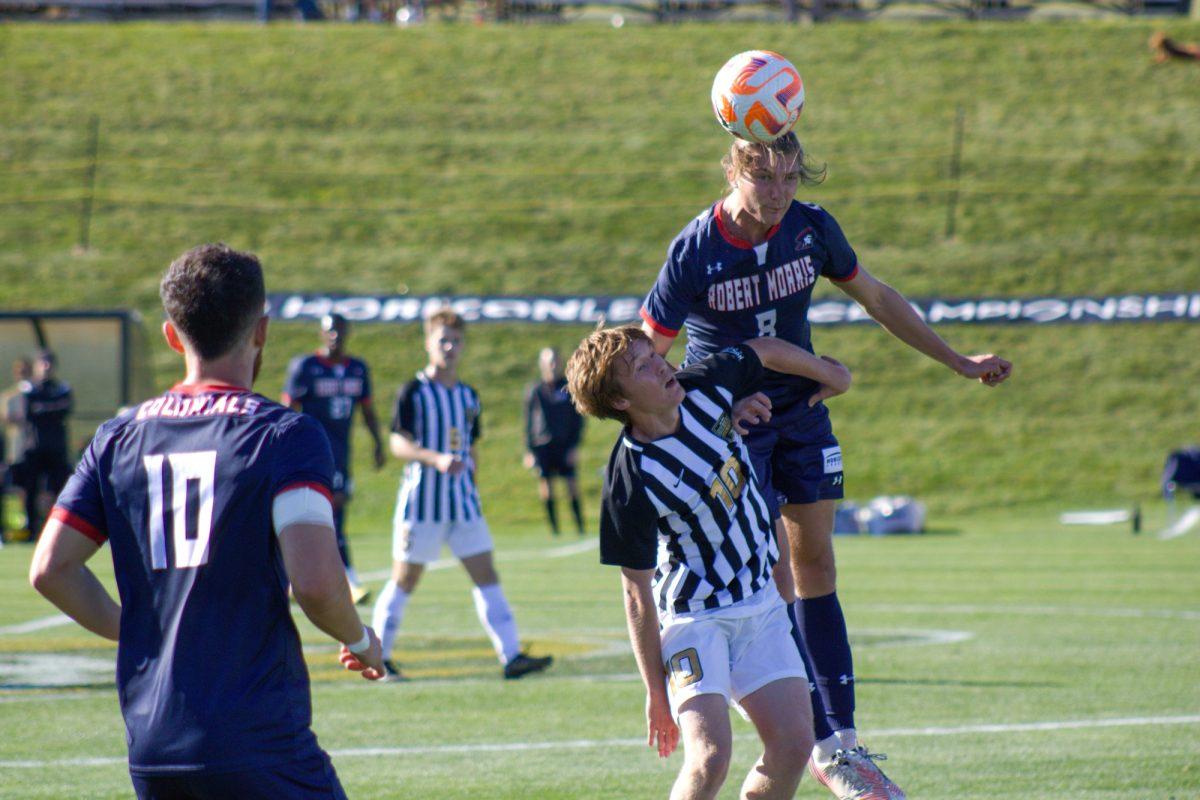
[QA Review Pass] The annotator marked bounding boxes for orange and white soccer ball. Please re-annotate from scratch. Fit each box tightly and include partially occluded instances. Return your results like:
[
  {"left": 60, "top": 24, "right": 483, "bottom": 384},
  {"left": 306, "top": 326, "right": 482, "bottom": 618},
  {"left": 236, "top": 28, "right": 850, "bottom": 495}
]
[{"left": 711, "top": 50, "right": 805, "bottom": 144}]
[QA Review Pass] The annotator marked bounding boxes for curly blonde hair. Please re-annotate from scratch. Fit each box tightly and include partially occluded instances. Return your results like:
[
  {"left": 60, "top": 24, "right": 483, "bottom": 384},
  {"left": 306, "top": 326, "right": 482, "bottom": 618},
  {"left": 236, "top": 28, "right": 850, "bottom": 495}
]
[{"left": 565, "top": 325, "right": 648, "bottom": 425}]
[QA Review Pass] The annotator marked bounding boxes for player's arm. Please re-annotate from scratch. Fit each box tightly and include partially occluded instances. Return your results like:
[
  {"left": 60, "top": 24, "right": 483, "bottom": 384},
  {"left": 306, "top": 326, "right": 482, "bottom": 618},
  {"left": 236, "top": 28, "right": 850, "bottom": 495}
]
[
  {"left": 742, "top": 338, "right": 852, "bottom": 407},
  {"left": 29, "top": 519, "right": 120, "bottom": 641},
  {"left": 276, "top": 510, "right": 383, "bottom": 680},
  {"left": 835, "top": 266, "right": 1012, "bottom": 386},
  {"left": 360, "top": 400, "right": 386, "bottom": 469},
  {"left": 620, "top": 567, "right": 679, "bottom": 759},
  {"left": 640, "top": 323, "right": 677, "bottom": 358},
  {"left": 390, "top": 431, "right": 464, "bottom": 475}
]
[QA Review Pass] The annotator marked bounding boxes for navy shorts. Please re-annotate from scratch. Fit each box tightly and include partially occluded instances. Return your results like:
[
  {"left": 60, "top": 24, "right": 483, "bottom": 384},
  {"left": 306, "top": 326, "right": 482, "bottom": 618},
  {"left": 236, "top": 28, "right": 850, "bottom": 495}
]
[
  {"left": 745, "top": 424, "right": 844, "bottom": 518},
  {"left": 531, "top": 444, "right": 575, "bottom": 479},
  {"left": 131, "top": 752, "right": 347, "bottom": 800}
]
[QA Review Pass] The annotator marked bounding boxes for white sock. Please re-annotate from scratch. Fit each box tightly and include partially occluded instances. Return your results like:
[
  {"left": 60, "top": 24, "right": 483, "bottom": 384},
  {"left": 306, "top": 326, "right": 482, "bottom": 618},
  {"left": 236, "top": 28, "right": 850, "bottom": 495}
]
[
  {"left": 371, "top": 580, "right": 409, "bottom": 660},
  {"left": 472, "top": 583, "right": 520, "bottom": 664},
  {"left": 836, "top": 728, "right": 858, "bottom": 750},
  {"left": 813, "top": 734, "right": 843, "bottom": 766},
  {"left": 345, "top": 566, "right": 361, "bottom": 586}
]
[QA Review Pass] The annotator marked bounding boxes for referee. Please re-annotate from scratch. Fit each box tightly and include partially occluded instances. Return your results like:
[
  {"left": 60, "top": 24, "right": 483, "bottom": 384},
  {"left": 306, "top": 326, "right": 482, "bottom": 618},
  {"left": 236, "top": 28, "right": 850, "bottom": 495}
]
[{"left": 523, "top": 348, "right": 585, "bottom": 536}]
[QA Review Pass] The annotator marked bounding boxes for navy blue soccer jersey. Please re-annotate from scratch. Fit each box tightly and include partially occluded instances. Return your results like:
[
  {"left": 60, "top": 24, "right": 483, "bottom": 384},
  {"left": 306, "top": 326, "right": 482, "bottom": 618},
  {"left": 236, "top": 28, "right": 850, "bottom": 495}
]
[
  {"left": 282, "top": 353, "right": 372, "bottom": 473},
  {"left": 51, "top": 383, "right": 335, "bottom": 775},
  {"left": 641, "top": 199, "right": 859, "bottom": 412}
]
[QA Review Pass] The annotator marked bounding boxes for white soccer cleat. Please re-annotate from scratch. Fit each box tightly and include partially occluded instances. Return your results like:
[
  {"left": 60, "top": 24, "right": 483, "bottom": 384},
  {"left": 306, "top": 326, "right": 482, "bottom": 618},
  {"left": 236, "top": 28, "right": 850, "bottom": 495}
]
[{"left": 809, "top": 746, "right": 906, "bottom": 800}]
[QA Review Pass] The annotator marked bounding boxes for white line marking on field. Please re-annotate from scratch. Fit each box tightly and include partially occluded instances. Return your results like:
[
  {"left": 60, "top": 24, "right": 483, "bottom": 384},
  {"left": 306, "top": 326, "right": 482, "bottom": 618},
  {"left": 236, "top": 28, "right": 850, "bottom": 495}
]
[
  {"left": 858, "top": 603, "right": 1200, "bottom": 621},
  {"left": 1159, "top": 506, "right": 1200, "bottom": 540},
  {"left": 2, "top": 714, "right": 1197, "bottom": 768},
  {"left": 0, "top": 614, "right": 72, "bottom": 635},
  {"left": 358, "top": 538, "right": 598, "bottom": 582}
]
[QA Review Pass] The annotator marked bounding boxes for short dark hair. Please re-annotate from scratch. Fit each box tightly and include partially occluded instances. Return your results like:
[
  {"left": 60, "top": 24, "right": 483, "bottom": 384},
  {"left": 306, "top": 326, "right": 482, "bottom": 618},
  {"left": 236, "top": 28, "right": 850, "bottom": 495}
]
[{"left": 160, "top": 243, "right": 265, "bottom": 360}]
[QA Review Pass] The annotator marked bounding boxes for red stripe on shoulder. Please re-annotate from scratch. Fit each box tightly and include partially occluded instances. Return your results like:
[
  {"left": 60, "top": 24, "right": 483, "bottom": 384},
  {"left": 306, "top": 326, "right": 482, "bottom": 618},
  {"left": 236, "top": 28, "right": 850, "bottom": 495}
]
[
  {"left": 639, "top": 308, "right": 679, "bottom": 338},
  {"left": 276, "top": 481, "right": 334, "bottom": 502},
  {"left": 828, "top": 264, "right": 860, "bottom": 283},
  {"left": 50, "top": 507, "right": 107, "bottom": 545}
]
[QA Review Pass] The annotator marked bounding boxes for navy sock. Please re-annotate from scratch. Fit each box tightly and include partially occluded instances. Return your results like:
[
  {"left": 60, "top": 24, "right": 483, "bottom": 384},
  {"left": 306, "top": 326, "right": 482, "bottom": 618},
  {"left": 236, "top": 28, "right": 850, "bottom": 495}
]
[
  {"left": 796, "top": 592, "right": 855, "bottom": 732},
  {"left": 333, "top": 505, "right": 351, "bottom": 568},
  {"left": 570, "top": 496, "right": 584, "bottom": 534},
  {"left": 544, "top": 498, "right": 560, "bottom": 534},
  {"left": 786, "top": 602, "right": 836, "bottom": 742}
]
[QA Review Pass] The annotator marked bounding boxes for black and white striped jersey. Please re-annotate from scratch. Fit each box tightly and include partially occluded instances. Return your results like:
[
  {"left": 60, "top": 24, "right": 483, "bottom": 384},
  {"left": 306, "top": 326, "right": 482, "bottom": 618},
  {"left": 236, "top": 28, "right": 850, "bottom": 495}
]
[
  {"left": 600, "top": 345, "right": 778, "bottom": 618},
  {"left": 391, "top": 372, "right": 483, "bottom": 523}
]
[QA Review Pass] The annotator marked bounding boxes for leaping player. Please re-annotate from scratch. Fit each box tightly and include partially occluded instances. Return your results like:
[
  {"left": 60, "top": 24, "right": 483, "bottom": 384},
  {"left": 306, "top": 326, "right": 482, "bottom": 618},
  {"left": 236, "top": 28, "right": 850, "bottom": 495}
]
[{"left": 640, "top": 131, "right": 1012, "bottom": 799}]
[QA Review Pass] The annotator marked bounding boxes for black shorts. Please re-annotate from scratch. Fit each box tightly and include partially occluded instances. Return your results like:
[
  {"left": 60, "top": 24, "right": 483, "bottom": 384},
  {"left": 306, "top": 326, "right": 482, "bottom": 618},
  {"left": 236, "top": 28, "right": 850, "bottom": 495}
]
[
  {"left": 131, "top": 752, "right": 347, "bottom": 800},
  {"left": 11, "top": 450, "right": 72, "bottom": 496},
  {"left": 531, "top": 445, "right": 575, "bottom": 479}
]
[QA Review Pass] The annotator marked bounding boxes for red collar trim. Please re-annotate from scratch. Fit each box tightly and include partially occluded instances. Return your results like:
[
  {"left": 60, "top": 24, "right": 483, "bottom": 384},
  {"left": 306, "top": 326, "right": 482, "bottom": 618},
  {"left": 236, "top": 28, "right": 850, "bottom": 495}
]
[
  {"left": 170, "top": 382, "right": 251, "bottom": 395},
  {"left": 713, "top": 200, "right": 780, "bottom": 250},
  {"left": 315, "top": 351, "right": 348, "bottom": 367}
]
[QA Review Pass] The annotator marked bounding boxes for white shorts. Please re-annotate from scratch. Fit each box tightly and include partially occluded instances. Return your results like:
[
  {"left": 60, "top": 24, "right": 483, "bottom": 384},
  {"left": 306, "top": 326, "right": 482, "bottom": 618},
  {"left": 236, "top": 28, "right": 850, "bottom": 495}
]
[
  {"left": 661, "top": 601, "right": 808, "bottom": 718},
  {"left": 392, "top": 516, "right": 494, "bottom": 564}
]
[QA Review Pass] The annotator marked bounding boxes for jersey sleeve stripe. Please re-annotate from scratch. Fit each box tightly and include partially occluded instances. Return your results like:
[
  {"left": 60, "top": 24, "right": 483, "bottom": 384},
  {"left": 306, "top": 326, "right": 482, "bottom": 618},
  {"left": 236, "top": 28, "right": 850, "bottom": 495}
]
[
  {"left": 828, "top": 264, "right": 860, "bottom": 283},
  {"left": 276, "top": 480, "right": 333, "bottom": 502},
  {"left": 50, "top": 506, "right": 106, "bottom": 544},
  {"left": 639, "top": 307, "right": 679, "bottom": 338}
]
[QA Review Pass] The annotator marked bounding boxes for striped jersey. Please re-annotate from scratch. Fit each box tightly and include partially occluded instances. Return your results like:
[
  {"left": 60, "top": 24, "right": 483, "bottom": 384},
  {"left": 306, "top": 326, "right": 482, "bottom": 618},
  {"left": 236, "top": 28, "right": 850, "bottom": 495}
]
[
  {"left": 599, "top": 345, "right": 778, "bottom": 619},
  {"left": 391, "top": 372, "right": 483, "bottom": 523}
]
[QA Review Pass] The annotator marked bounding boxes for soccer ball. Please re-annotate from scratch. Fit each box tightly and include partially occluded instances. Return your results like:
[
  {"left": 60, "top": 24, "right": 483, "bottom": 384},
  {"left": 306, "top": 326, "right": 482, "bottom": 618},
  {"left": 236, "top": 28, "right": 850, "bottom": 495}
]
[{"left": 711, "top": 51, "right": 805, "bottom": 144}]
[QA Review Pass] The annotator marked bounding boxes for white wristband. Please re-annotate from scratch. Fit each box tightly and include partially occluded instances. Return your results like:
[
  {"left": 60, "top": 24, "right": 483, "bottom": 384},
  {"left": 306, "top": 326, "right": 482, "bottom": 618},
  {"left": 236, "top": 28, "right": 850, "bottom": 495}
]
[{"left": 345, "top": 625, "right": 371, "bottom": 655}]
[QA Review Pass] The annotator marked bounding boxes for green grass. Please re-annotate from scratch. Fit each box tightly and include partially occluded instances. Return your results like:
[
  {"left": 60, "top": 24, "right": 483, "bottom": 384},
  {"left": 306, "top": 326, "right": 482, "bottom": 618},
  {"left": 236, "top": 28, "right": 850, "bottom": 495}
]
[
  {"left": 1, "top": 509, "right": 1198, "bottom": 798},
  {"left": 1, "top": 20, "right": 1199, "bottom": 797},
  {"left": 3, "top": 21, "right": 1200, "bottom": 520}
]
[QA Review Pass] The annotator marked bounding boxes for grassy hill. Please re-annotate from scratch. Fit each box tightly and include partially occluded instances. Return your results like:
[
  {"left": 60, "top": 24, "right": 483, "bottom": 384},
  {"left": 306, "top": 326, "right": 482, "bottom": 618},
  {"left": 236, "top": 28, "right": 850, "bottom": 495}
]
[{"left": 3, "top": 20, "right": 1199, "bottom": 529}]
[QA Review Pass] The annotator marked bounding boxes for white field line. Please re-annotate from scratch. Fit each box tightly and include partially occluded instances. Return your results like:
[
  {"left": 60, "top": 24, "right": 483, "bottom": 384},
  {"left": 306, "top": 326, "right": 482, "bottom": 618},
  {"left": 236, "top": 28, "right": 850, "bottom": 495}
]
[
  {"left": 358, "top": 536, "right": 598, "bottom": 582},
  {"left": 0, "top": 614, "right": 71, "bottom": 635},
  {"left": 857, "top": 603, "right": 1200, "bottom": 621},
  {"left": 1159, "top": 506, "right": 1200, "bottom": 540},
  {"left": 0, "top": 714, "right": 1197, "bottom": 769}
]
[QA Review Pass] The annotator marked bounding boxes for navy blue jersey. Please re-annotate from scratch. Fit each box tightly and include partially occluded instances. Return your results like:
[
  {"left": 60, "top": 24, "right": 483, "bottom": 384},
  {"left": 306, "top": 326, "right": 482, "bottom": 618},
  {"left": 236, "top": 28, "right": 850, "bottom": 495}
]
[
  {"left": 524, "top": 378, "right": 584, "bottom": 451},
  {"left": 282, "top": 354, "right": 372, "bottom": 473},
  {"left": 641, "top": 200, "right": 859, "bottom": 414},
  {"left": 51, "top": 383, "right": 335, "bottom": 775},
  {"left": 21, "top": 378, "right": 73, "bottom": 456}
]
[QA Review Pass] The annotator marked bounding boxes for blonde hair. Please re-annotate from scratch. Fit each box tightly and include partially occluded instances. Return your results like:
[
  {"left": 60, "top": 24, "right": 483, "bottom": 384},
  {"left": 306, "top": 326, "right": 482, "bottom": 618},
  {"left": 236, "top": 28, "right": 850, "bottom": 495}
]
[
  {"left": 424, "top": 307, "right": 466, "bottom": 335},
  {"left": 565, "top": 325, "right": 649, "bottom": 425},
  {"left": 722, "top": 131, "right": 827, "bottom": 186}
]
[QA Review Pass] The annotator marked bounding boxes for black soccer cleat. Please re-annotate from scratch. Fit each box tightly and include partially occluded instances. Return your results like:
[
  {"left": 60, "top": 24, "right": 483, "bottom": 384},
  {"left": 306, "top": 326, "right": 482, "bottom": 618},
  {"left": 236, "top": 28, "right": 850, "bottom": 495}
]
[
  {"left": 380, "top": 659, "right": 408, "bottom": 683},
  {"left": 503, "top": 652, "right": 553, "bottom": 680}
]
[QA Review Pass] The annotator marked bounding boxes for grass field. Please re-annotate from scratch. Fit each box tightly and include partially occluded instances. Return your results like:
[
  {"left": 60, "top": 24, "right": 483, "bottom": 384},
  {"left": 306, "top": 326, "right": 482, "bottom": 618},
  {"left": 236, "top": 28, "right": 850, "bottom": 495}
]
[
  {"left": 1, "top": 509, "right": 1198, "bottom": 798},
  {"left": 2, "top": 17, "right": 1200, "bottom": 799}
]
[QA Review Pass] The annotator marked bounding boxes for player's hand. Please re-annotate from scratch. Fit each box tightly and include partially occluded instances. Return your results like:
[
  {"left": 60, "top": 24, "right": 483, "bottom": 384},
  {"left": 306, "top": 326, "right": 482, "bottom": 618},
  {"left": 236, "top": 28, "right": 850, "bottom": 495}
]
[
  {"left": 373, "top": 442, "right": 386, "bottom": 470},
  {"left": 434, "top": 453, "right": 467, "bottom": 475},
  {"left": 645, "top": 691, "right": 679, "bottom": 758},
  {"left": 523, "top": 452, "right": 536, "bottom": 470},
  {"left": 731, "top": 392, "right": 772, "bottom": 435},
  {"left": 957, "top": 354, "right": 1012, "bottom": 387},
  {"left": 339, "top": 628, "right": 385, "bottom": 681},
  {"left": 566, "top": 448, "right": 578, "bottom": 468},
  {"left": 809, "top": 356, "right": 852, "bottom": 407}
]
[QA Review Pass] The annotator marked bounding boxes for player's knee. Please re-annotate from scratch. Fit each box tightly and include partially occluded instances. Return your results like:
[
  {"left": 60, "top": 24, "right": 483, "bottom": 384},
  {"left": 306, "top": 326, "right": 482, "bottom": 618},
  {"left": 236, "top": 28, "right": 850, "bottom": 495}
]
[
  {"left": 763, "top": 726, "right": 812, "bottom": 773},
  {"left": 684, "top": 742, "right": 731, "bottom": 792},
  {"left": 794, "top": 549, "right": 836, "bottom": 586}
]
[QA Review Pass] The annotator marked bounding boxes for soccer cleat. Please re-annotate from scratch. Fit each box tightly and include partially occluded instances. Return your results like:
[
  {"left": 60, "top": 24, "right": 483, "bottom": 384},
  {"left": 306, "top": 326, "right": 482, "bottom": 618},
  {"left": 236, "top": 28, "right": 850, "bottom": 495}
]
[
  {"left": 380, "top": 659, "right": 408, "bottom": 683},
  {"left": 349, "top": 582, "right": 371, "bottom": 606},
  {"left": 808, "top": 746, "right": 905, "bottom": 800},
  {"left": 502, "top": 652, "right": 553, "bottom": 680}
]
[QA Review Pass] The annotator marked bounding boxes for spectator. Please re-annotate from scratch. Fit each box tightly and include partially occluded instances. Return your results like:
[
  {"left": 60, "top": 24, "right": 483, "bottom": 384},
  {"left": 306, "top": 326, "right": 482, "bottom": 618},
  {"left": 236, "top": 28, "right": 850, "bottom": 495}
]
[
  {"left": 523, "top": 347, "right": 586, "bottom": 536},
  {"left": 0, "top": 357, "right": 33, "bottom": 542},
  {"left": 12, "top": 350, "right": 73, "bottom": 542}
]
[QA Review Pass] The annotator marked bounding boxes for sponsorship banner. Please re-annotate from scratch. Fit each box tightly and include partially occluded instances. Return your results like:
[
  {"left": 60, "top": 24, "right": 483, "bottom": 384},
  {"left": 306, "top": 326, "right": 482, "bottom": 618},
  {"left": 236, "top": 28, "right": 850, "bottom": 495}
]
[{"left": 266, "top": 292, "right": 1200, "bottom": 327}]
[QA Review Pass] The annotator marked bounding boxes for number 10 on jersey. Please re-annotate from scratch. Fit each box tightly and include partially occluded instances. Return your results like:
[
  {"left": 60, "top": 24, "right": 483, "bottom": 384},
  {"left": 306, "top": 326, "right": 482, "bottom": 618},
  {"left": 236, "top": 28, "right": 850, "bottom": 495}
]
[{"left": 143, "top": 451, "right": 217, "bottom": 570}]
